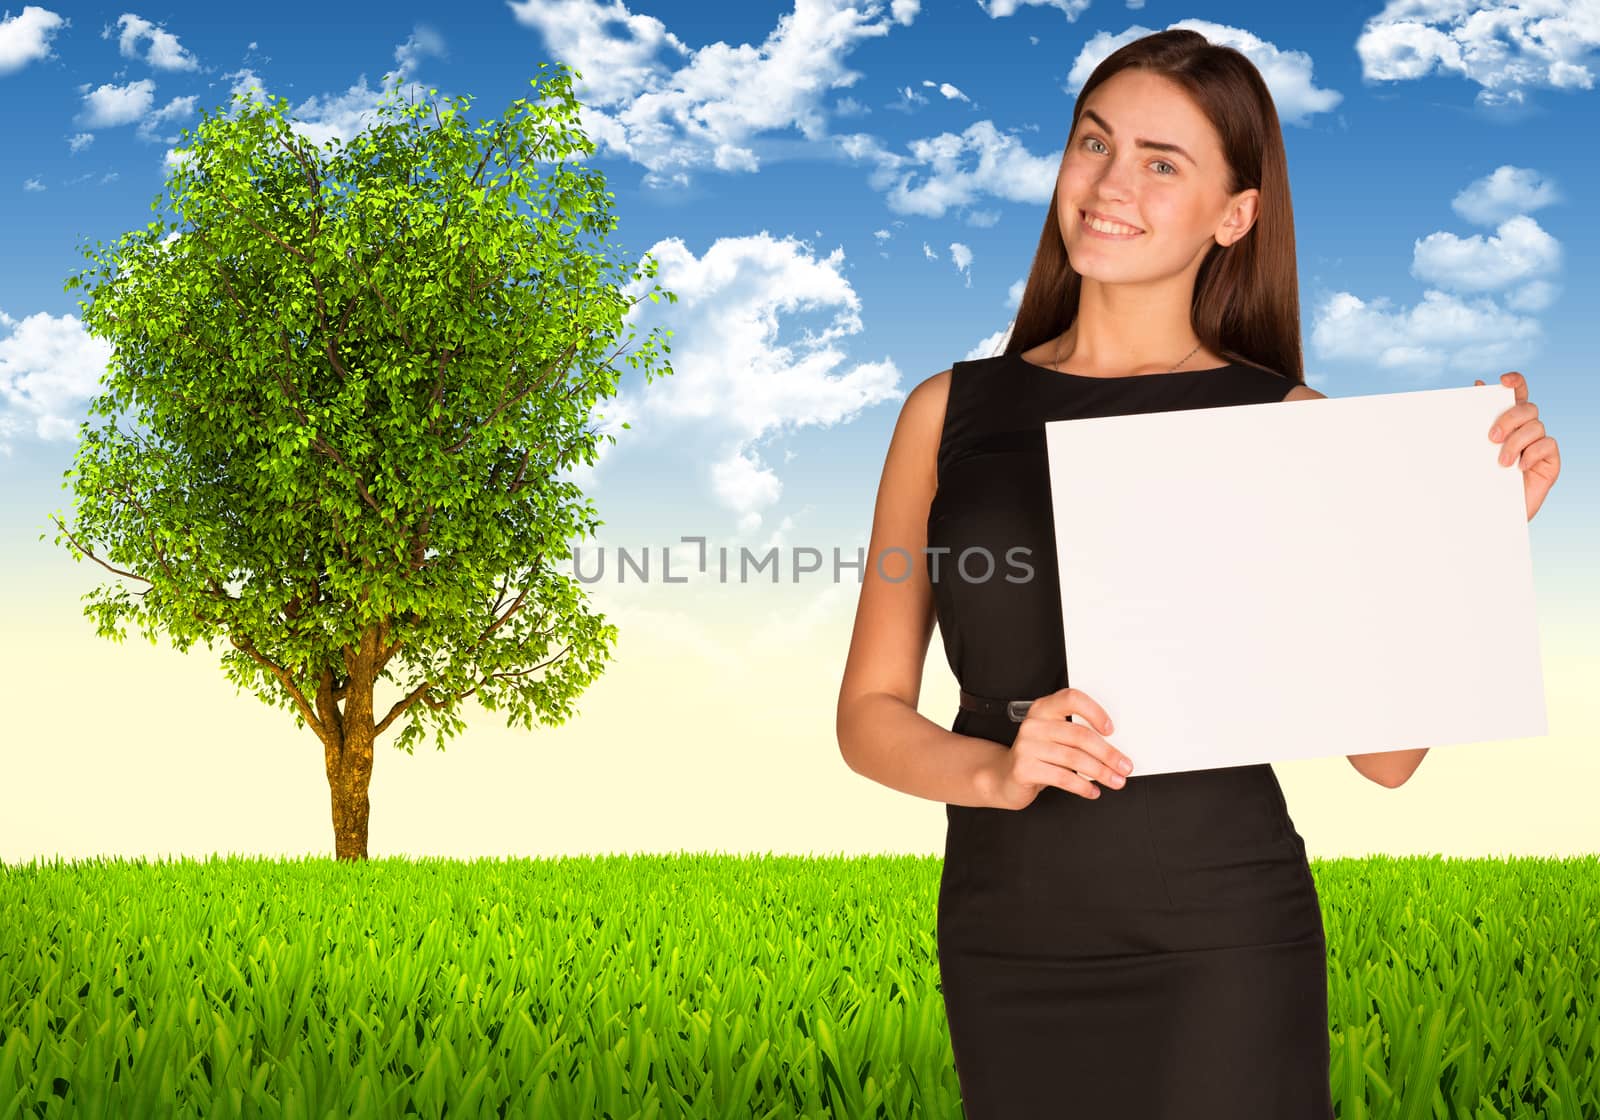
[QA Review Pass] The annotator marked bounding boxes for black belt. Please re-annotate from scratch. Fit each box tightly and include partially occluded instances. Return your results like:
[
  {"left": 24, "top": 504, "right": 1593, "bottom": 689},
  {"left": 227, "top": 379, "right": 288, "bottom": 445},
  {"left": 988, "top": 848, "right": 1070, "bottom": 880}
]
[{"left": 958, "top": 688, "right": 1034, "bottom": 722}]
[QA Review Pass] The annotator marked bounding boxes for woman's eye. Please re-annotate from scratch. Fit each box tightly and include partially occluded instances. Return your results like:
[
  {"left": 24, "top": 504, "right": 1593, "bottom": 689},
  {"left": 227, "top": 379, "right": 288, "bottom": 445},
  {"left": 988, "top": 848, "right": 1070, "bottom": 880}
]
[{"left": 1082, "top": 137, "right": 1175, "bottom": 175}]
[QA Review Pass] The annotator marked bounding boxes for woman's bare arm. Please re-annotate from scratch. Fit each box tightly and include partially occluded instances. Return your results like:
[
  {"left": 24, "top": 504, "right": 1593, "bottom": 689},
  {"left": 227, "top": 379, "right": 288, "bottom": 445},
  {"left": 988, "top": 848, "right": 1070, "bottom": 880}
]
[{"left": 835, "top": 370, "right": 1010, "bottom": 808}]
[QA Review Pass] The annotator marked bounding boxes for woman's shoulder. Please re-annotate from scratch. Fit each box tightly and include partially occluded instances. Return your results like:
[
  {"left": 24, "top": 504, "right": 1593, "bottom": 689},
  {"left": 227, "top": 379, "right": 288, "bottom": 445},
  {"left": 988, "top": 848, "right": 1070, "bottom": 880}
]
[
  {"left": 897, "top": 352, "right": 1015, "bottom": 456},
  {"left": 870, "top": 368, "right": 954, "bottom": 504},
  {"left": 901, "top": 366, "right": 954, "bottom": 441}
]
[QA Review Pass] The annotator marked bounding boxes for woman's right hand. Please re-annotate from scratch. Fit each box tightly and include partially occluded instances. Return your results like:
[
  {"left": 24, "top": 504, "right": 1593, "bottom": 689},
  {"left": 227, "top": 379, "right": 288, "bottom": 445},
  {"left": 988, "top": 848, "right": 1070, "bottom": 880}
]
[{"left": 988, "top": 687, "right": 1136, "bottom": 810}]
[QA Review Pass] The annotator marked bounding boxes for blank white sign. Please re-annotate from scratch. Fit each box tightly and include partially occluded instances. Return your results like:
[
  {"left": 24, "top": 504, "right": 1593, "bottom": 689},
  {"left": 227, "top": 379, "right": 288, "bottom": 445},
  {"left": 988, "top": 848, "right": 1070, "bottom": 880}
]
[{"left": 1043, "top": 384, "right": 1546, "bottom": 777}]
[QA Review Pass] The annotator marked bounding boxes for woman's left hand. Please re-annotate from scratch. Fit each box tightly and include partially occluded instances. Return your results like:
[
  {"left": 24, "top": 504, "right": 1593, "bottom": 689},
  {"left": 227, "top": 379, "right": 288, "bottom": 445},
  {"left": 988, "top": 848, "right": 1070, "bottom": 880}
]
[{"left": 1475, "top": 371, "right": 1560, "bottom": 522}]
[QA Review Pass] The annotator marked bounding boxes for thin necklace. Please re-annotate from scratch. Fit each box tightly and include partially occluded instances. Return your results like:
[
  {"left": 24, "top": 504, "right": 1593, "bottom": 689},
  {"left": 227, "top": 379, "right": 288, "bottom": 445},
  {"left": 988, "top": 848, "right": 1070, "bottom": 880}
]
[{"left": 1053, "top": 333, "right": 1203, "bottom": 375}]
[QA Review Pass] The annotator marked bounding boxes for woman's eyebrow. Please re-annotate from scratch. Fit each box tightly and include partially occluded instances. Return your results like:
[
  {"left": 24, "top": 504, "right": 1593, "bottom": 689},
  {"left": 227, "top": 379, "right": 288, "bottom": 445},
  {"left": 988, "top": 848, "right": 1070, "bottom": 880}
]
[{"left": 1081, "top": 108, "right": 1196, "bottom": 165}]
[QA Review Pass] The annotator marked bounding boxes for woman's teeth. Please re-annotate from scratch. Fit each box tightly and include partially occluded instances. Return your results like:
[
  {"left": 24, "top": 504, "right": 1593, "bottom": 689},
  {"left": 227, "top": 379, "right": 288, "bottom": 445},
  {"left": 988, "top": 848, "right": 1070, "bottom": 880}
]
[{"left": 1083, "top": 212, "right": 1141, "bottom": 235}]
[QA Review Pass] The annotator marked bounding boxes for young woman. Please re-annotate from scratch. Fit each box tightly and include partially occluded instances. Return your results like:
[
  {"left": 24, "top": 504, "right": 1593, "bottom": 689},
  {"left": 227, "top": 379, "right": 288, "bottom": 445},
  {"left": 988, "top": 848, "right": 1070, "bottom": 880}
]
[{"left": 835, "top": 28, "right": 1558, "bottom": 1118}]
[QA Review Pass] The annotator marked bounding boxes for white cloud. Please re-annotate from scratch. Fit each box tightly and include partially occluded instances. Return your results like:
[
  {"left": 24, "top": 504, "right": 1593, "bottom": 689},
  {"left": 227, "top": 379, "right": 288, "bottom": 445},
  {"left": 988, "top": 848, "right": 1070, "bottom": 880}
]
[
  {"left": 0, "top": 309, "right": 115, "bottom": 456},
  {"left": 78, "top": 79, "right": 156, "bottom": 128},
  {"left": 23, "top": 177, "right": 45, "bottom": 191},
  {"left": 923, "top": 79, "right": 970, "bottom": 102},
  {"left": 285, "top": 79, "right": 418, "bottom": 152},
  {"left": 1067, "top": 20, "right": 1343, "bottom": 126},
  {"left": 1411, "top": 215, "right": 1561, "bottom": 293},
  {"left": 506, "top": 0, "right": 916, "bottom": 187},
  {"left": 76, "top": 77, "right": 196, "bottom": 143},
  {"left": 1309, "top": 165, "right": 1560, "bottom": 382},
  {"left": 188, "top": 26, "right": 443, "bottom": 162},
  {"left": 838, "top": 119, "right": 1059, "bottom": 218},
  {"left": 574, "top": 232, "right": 902, "bottom": 527},
  {"left": 967, "top": 282, "right": 1040, "bottom": 363},
  {"left": 950, "top": 241, "right": 973, "bottom": 285},
  {"left": 966, "top": 324, "right": 1011, "bottom": 361},
  {"left": 509, "top": 0, "right": 692, "bottom": 107},
  {"left": 106, "top": 13, "right": 201, "bottom": 71},
  {"left": 0, "top": 6, "right": 67, "bottom": 75},
  {"left": 137, "top": 94, "right": 197, "bottom": 142},
  {"left": 67, "top": 132, "right": 94, "bottom": 153},
  {"left": 1309, "top": 288, "right": 1541, "bottom": 379},
  {"left": 710, "top": 449, "right": 784, "bottom": 518},
  {"left": 393, "top": 25, "right": 447, "bottom": 74},
  {"left": 979, "top": 0, "right": 1093, "bottom": 22},
  {"left": 220, "top": 67, "right": 267, "bottom": 109},
  {"left": 1504, "top": 279, "right": 1558, "bottom": 313},
  {"left": 64, "top": 170, "right": 118, "bottom": 187},
  {"left": 1356, "top": 0, "right": 1600, "bottom": 107},
  {"left": 890, "top": 84, "right": 930, "bottom": 111},
  {"left": 1451, "top": 165, "right": 1563, "bottom": 226}
]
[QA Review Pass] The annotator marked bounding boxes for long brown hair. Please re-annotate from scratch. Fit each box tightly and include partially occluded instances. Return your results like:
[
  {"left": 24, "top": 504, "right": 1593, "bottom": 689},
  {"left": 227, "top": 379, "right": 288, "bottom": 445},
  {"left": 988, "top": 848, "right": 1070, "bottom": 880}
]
[{"left": 1004, "top": 29, "right": 1303, "bottom": 385}]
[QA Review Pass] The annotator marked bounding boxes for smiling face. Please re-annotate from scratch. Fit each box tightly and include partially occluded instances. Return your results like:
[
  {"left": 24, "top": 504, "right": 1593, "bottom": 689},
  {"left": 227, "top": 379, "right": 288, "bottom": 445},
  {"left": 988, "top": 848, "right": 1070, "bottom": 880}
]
[{"left": 1056, "top": 68, "right": 1257, "bottom": 283}]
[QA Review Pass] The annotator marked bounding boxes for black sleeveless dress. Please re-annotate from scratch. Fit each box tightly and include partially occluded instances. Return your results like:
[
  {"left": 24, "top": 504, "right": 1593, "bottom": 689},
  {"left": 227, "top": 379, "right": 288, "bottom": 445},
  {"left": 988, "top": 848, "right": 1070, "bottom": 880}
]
[{"left": 928, "top": 352, "right": 1335, "bottom": 1119}]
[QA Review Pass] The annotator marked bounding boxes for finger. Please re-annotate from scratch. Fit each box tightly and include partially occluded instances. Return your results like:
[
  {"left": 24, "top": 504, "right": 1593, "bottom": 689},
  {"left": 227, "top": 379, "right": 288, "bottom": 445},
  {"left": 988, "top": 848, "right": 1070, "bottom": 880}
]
[
  {"left": 1067, "top": 774, "right": 1102, "bottom": 800},
  {"left": 1499, "top": 371, "right": 1528, "bottom": 404},
  {"left": 1047, "top": 686, "right": 1114, "bottom": 736},
  {"left": 1527, "top": 435, "right": 1559, "bottom": 470},
  {"left": 1490, "top": 401, "right": 1538, "bottom": 443},
  {"left": 1038, "top": 759, "right": 1104, "bottom": 800},
  {"left": 1050, "top": 722, "right": 1135, "bottom": 777},
  {"left": 1028, "top": 690, "right": 1108, "bottom": 734},
  {"left": 1063, "top": 742, "right": 1129, "bottom": 787},
  {"left": 1500, "top": 419, "right": 1545, "bottom": 467}
]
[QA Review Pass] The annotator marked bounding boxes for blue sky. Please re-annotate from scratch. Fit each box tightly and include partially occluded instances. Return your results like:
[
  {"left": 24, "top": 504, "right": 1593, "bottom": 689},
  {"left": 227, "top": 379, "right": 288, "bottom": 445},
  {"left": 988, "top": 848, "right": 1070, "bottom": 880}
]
[
  {"left": 1, "top": 2, "right": 1596, "bottom": 862},
  {"left": 1, "top": 1, "right": 1593, "bottom": 543}
]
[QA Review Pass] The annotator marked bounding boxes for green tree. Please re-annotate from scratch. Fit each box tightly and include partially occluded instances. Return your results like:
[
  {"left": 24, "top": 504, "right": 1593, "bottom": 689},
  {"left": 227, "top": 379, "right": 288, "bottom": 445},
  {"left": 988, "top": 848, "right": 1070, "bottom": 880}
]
[{"left": 46, "top": 63, "right": 674, "bottom": 860}]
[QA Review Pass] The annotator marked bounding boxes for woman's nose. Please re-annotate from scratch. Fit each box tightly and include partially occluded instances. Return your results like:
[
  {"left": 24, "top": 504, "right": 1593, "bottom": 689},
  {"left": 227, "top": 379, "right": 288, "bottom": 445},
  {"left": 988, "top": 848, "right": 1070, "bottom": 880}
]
[{"left": 1095, "top": 161, "right": 1136, "bottom": 195}]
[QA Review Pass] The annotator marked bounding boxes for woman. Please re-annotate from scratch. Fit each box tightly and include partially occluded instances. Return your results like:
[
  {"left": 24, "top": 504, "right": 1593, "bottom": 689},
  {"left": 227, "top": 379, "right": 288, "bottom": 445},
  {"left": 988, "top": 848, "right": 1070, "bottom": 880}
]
[{"left": 835, "top": 29, "right": 1560, "bottom": 1118}]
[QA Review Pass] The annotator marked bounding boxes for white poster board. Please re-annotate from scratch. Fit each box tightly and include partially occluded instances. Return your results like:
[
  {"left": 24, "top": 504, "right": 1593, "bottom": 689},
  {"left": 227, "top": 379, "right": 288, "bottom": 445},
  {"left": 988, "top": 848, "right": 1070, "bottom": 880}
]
[{"left": 1042, "top": 384, "right": 1546, "bottom": 777}]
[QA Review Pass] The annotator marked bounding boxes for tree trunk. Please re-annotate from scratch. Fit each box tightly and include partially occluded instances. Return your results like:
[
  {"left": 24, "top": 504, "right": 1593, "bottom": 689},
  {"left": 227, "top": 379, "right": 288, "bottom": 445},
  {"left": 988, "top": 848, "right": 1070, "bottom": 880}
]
[
  {"left": 324, "top": 629, "right": 379, "bottom": 861},
  {"left": 327, "top": 731, "right": 375, "bottom": 860}
]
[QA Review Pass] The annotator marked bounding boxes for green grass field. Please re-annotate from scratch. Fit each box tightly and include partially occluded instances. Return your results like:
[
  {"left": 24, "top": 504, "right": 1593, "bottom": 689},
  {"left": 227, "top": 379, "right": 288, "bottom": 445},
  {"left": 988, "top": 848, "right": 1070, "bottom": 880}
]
[{"left": 2, "top": 853, "right": 1595, "bottom": 1118}]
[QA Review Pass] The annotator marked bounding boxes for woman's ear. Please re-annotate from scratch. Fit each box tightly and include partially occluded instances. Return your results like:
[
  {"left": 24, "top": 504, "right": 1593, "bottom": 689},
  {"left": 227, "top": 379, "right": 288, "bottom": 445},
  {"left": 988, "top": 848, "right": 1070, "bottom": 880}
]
[{"left": 1218, "top": 189, "right": 1260, "bottom": 247}]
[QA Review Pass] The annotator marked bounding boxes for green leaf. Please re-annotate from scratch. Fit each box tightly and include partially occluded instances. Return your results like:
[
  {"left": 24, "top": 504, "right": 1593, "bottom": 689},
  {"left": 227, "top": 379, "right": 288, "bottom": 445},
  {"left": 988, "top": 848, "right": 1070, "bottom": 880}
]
[{"left": 52, "top": 65, "right": 670, "bottom": 784}]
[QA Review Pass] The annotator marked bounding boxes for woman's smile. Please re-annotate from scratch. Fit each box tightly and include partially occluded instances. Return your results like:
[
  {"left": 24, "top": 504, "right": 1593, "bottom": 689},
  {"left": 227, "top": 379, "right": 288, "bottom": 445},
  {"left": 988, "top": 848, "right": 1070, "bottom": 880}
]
[{"left": 1079, "top": 209, "right": 1145, "bottom": 239}]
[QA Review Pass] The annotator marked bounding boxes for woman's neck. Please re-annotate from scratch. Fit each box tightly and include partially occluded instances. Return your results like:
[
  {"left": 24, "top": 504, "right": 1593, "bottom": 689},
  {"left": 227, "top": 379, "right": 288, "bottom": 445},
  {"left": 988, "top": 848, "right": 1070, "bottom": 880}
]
[{"left": 1047, "top": 278, "right": 1220, "bottom": 374}]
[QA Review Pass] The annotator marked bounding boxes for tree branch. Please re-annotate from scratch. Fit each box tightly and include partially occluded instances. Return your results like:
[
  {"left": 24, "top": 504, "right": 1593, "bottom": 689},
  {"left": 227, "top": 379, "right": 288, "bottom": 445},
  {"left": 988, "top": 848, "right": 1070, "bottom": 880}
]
[
  {"left": 374, "top": 678, "right": 435, "bottom": 737},
  {"left": 451, "top": 641, "right": 573, "bottom": 704},
  {"left": 270, "top": 324, "right": 394, "bottom": 524},
  {"left": 212, "top": 187, "right": 310, "bottom": 264},
  {"left": 442, "top": 333, "right": 582, "bottom": 455},
  {"left": 49, "top": 515, "right": 150, "bottom": 583},
  {"left": 229, "top": 628, "right": 325, "bottom": 736}
]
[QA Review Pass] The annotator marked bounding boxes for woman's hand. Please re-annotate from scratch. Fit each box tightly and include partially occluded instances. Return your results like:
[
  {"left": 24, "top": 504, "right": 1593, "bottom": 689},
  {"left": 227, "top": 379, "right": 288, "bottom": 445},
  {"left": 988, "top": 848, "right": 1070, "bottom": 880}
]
[
  {"left": 987, "top": 687, "right": 1136, "bottom": 810},
  {"left": 1475, "top": 371, "right": 1560, "bottom": 522}
]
